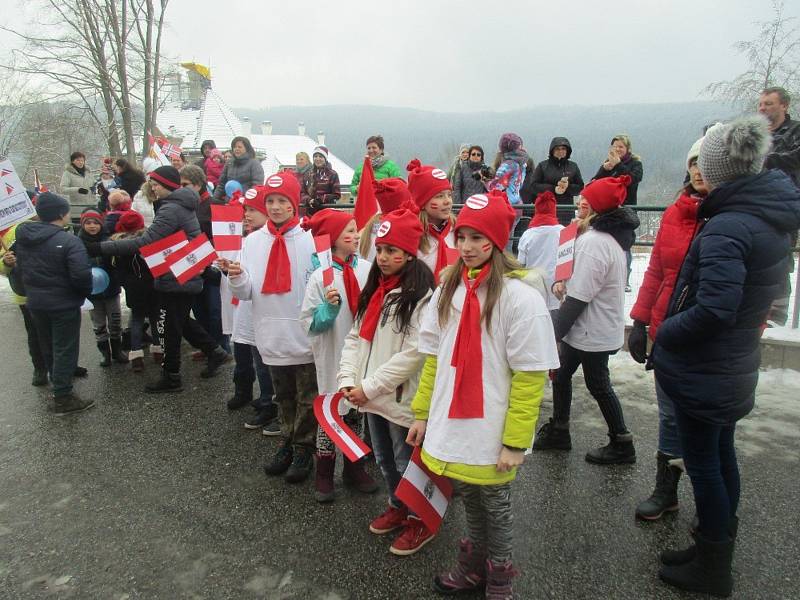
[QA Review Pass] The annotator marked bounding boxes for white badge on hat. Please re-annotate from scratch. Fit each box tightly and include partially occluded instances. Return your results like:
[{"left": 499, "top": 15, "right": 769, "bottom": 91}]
[
  {"left": 245, "top": 188, "right": 258, "bottom": 199},
  {"left": 266, "top": 175, "right": 283, "bottom": 188},
  {"left": 431, "top": 168, "right": 447, "bottom": 180},
  {"left": 465, "top": 194, "right": 489, "bottom": 209},
  {"left": 376, "top": 221, "right": 392, "bottom": 237}
]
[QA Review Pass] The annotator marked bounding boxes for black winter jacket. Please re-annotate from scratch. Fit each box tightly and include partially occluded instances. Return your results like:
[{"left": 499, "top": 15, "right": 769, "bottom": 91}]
[
  {"left": 99, "top": 187, "right": 204, "bottom": 294},
  {"left": 15, "top": 222, "right": 93, "bottom": 311},
  {"left": 764, "top": 114, "right": 800, "bottom": 187},
  {"left": 593, "top": 155, "right": 643, "bottom": 205},
  {"left": 653, "top": 170, "right": 800, "bottom": 425},
  {"left": 78, "top": 229, "right": 121, "bottom": 300},
  {"left": 532, "top": 137, "right": 585, "bottom": 222}
]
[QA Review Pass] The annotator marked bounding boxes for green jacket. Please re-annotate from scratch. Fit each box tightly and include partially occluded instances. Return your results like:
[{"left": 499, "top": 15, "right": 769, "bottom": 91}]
[{"left": 349, "top": 159, "right": 402, "bottom": 197}]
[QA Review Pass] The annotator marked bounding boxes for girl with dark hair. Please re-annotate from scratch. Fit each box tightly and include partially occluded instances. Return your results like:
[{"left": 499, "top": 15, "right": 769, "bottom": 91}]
[
  {"left": 213, "top": 136, "right": 264, "bottom": 201},
  {"left": 338, "top": 208, "right": 435, "bottom": 557},
  {"left": 349, "top": 134, "right": 402, "bottom": 199},
  {"left": 113, "top": 158, "right": 146, "bottom": 199}
]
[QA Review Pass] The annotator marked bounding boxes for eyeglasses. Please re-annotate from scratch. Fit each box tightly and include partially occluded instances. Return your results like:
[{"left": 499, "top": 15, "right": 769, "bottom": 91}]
[{"left": 470, "top": 152, "right": 483, "bottom": 157}]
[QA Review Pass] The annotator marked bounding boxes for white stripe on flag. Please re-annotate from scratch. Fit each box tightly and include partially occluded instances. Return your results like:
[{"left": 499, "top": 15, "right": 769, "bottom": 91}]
[
  {"left": 143, "top": 241, "right": 186, "bottom": 268},
  {"left": 403, "top": 460, "right": 449, "bottom": 518},
  {"left": 212, "top": 221, "right": 243, "bottom": 236},
  {"left": 170, "top": 240, "right": 215, "bottom": 277},
  {"left": 321, "top": 394, "right": 364, "bottom": 457}
]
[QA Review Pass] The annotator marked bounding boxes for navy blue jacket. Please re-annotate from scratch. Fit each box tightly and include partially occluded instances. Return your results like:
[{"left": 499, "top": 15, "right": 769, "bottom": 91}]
[
  {"left": 15, "top": 221, "right": 93, "bottom": 312},
  {"left": 653, "top": 170, "right": 800, "bottom": 425}
]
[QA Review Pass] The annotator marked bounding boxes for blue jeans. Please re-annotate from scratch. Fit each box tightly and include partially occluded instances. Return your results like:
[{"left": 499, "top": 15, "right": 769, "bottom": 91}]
[
  {"left": 233, "top": 342, "right": 274, "bottom": 410},
  {"left": 367, "top": 413, "right": 413, "bottom": 510},
  {"left": 675, "top": 406, "right": 740, "bottom": 541},
  {"left": 655, "top": 376, "right": 681, "bottom": 456}
]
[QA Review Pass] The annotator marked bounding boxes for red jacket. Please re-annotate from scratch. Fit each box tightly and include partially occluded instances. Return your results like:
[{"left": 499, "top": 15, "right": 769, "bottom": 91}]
[{"left": 630, "top": 191, "right": 702, "bottom": 340}]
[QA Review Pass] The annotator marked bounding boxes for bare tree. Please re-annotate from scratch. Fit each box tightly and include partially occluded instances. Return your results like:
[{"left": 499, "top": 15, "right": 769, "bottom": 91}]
[
  {"left": 704, "top": 1, "right": 800, "bottom": 108},
  {"left": 0, "top": 0, "right": 171, "bottom": 160}
]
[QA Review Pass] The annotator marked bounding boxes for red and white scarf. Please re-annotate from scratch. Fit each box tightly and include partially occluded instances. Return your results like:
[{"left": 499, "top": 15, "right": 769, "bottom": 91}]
[{"left": 261, "top": 216, "right": 300, "bottom": 294}]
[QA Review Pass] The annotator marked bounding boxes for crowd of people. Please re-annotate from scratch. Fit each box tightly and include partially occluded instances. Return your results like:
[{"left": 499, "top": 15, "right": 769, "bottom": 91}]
[{"left": 2, "top": 86, "right": 799, "bottom": 599}]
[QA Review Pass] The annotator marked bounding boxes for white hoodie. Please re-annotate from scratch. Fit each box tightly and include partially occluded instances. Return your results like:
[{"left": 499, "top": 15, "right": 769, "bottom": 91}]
[{"left": 228, "top": 224, "right": 316, "bottom": 365}]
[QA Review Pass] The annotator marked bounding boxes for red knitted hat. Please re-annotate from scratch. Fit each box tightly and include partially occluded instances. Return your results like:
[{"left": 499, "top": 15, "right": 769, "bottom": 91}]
[
  {"left": 263, "top": 172, "right": 300, "bottom": 213},
  {"left": 406, "top": 159, "right": 452, "bottom": 210},
  {"left": 301, "top": 208, "right": 354, "bottom": 244},
  {"left": 373, "top": 177, "right": 412, "bottom": 214},
  {"left": 242, "top": 185, "right": 268, "bottom": 215},
  {"left": 529, "top": 191, "right": 559, "bottom": 227},
  {"left": 581, "top": 175, "right": 630, "bottom": 214},
  {"left": 80, "top": 208, "right": 104, "bottom": 226},
  {"left": 454, "top": 191, "right": 516, "bottom": 250},
  {"left": 115, "top": 210, "right": 145, "bottom": 233},
  {"left": 374, "top": 208, "right": 424, "bottom": 256}
]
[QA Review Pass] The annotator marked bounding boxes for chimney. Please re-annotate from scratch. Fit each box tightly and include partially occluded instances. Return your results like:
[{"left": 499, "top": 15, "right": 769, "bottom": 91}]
[
  {"left": 316, "top": 131, "right": 325, "bottom": 146},
  {"left": 297, "top": 121, "right": 306, "bottom": 137},
  {"left": 261, "top": 120, "right": 272, "bottom": 135},
  {"left": 241, "top": 117, "right": 252, "bottom": 137}
]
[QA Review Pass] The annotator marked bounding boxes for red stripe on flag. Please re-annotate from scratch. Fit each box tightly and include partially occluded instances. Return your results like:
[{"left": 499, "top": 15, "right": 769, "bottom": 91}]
[
  {"left": 139, "top": 231, "right": 188, "bottom": 277},
  {"left": 166, "top": 234, "right": 217, "bottom": 285},
  {"left": 313, "top": 393, "right": 371, "bottom": 462},
  {"left": 395, "top": 447, "right": 453, "bottom": 533}
]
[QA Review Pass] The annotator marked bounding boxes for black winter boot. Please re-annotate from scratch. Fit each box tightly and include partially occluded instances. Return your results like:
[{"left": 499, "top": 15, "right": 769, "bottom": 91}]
[
  {"left": 264, "top": 440, "right": 293, "bottom": 476},
  {"left": 145, "top": 370, "right": 183, "bottom": 393},
  {"left": 200, "top": 347, "right": 231, "bottom": 378},
  {"left": 285, "top": 446, "right": 314, "bottom": 483},
  {"left": 227, "top": 373, "right": 254, "bottom": 410},
  {"left": 585, "top": 432, "right": 636, "bottom": 464},
  {"left": 97, "top": 341, "right": 112, "bottom": 367},
  {"left": 531, "top": 418, "right": 572, "bottom": 450},
  {"left": 53, "top": 393, "right": 95, "bottom": 416},
  {"left": 32, "top": 369, "right": 49, "bottom": 387},
  {"left": 110, "top": 337, "right": 129, "bottom": 363},
  {"left": 635, "top": 452, "right": 682, "bottom": 520},
  {"left": 661, "top": 516, "right": 739, "bottom": 566},
  {"left": 659, "top": 533, "right": 735, "bottom": 597}
]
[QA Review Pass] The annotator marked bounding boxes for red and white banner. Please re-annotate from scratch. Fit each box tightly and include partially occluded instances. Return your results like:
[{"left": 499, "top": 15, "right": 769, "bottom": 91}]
[
  {"left": 168, "top": 233, "right": 217, "bottom": 285},
  {"left": 396, "top": 447, "right": 453, "bottom": 533},
  {"left": 0, "top": 159, "right": 36, "bottom": 234},
  {"left": 147, "top": 132, "right": 172, "bottom": 166},
  {"left": 313, "top": 393, "right": 371, "bottom": 462},
  {"left": 211, "top": 204, "right": 244, "bottom": 253},
  {"left": 139, "top": 231, "right": 188, "bottom": 277},
  {"left": 554, "top": 222, "right": 578, "bottom": 282},
  {"left": 314, "top": 234, "right": 334, "bottom": 287}
]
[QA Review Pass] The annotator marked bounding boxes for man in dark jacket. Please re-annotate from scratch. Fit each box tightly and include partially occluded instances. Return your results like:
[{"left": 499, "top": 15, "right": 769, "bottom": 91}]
[
  {"left": 92, "top": 166, "right": 229, "bottom": 393},
  {"left": 531, "top": 137, "right": 585, "bottom": 225},
  {"left": 15, "top": 193, "right": 94, "bottom": 415},
  {"left": 759, "top": 86, "right": 800, "bottom": 187}
]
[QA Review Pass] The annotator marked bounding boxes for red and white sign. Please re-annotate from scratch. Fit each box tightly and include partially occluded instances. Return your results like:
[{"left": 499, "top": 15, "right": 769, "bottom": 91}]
[
  {"left": 211, "top": 204, "right": 244, "bottom": 253},
  {"left": 0, "top": 159, "right": 36, "bottom": 233},
  {"left": 139, "top": 231, "right": 188, "bottom": 277},
  {"left": 554, "top": 222, "right": 578, "bottom": 282},
  {"left": 431, "top": 168, "right": 447, "bottom": 180},
  {"left": 167, "top": 233, "right": 218, "bottom": 285},
  {"left": 313, "top": 393, "right": 372, "bottom": 463},
  {"left": 314, "top": 234, "right": 334, "bottom": 287},
  {"left": 395, "top": 446, "right": 453, "bottom": 533},
  {"left": 465, "top": 194, "right": 489, "bottom": 210}
]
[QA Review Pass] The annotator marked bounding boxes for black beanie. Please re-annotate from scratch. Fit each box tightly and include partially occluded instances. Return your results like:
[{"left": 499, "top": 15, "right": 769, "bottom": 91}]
[
  {"left": 35, "top": 192, "right": 71, "bottom": 222},
  {"left": 149, "top": 165, "right": 181, "bottom": 191}
]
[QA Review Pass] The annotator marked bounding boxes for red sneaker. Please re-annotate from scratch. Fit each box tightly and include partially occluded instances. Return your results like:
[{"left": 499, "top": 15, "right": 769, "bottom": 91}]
[
  {"left": 369, "top": 505, "right": 408, "bottom": 535},
  {"left": 389, "top": 518, "right": 436, "bottom": 556}
]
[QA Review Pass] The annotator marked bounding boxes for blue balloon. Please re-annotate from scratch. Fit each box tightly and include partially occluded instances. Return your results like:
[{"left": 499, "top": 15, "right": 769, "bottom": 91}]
[
  {"left": 91, "top": 267, "right": 110, "bottom": 295},
  {"left": 224, "top": 180, "right": 243, "bottom": 197}
]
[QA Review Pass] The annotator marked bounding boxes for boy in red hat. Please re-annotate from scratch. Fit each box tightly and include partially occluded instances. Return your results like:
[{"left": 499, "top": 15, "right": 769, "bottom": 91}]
[
  {"left": 298, "top": 208, "right": 377, "bottom": 502},
  {"left": 338, "top": 208, "right": 436, "bottom": 556},
  {"left": 407, "top": 190, "right": 559, "bottom": 597},
  {"left": 517, "top": 191, "right": 565, "bottom": 313},
  {"left": 227, "top": 173, "right": 319, "bottom": 484}
]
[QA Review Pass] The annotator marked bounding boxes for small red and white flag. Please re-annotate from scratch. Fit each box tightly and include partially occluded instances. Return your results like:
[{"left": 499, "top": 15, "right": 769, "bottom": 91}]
[
  {"left": 313, "top": 393, "right": 371, "bottom": 462},
  {"left": 211, "top": 204, "right": 244, "bottom": 253},
  {"left": 554, "top": 221, "right": 578, "bottom": 282},
  {"left": 139, "top": 231, "right": 188, "bottom": 277},
  {"left": 395, "top": 446, "right": 453, "bottom": 533},
  {"left": 147, "top": 131, "right": 171, "bottom": 166},
  {"left": 314, "top": 234, "right": 334, "bottom": 287},
  {"left": 167, "top": 233, "right": 218, "bottom": 285}
]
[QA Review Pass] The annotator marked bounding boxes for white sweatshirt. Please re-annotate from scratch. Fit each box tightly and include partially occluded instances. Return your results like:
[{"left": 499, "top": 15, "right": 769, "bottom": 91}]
[
  {"left": 517, "top": 224, "right": 564, "bottom": 311},
  {"left": 227, "top": 224, "right": 316, "bottom": 365},
  {"left": 417, "top": 229, "right": 456, "bottom": 279}
]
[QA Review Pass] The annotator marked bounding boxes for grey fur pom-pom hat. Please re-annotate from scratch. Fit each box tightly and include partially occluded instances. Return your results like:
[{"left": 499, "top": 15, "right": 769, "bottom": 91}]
[{"left": 698, "top": 115, "right": 772, "bottom": 190}]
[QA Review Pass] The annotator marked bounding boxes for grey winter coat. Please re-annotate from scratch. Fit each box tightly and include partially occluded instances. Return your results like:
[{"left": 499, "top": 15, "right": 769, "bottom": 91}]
[
  {"left": 98, "top": 187, "right": 204, "bottom": 294},
  {"left": 453, "top": 160, "right": 488, "bottom": 203},
  {"left": 59, "top": 164, "right": 96, "bottom": 214},
  {"left": 212, "top": 156, "right": 264, "bottom": 201},
  {"left": 15, "top": 221, "right": 93, "bottom": 312}
]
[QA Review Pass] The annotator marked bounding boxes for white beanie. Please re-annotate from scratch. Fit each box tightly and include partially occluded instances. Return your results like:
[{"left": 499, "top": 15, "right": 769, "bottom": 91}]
[
  {"left": 698, "top": 116, "right": 772, "bottom": 190},
  {"left": 686, "top": 136, "right": 705, "bottom": 170}
]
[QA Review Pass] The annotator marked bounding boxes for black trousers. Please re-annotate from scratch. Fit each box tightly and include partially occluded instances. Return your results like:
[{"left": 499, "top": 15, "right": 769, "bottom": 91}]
[
  {"left": 20, "top": 305, "right": 47, "bottom": 371},
  {"left": 160, "top": 291, "right": 218, "bottom": 374},
  {"left": 30, "top": 307, "right": 82, "bottom": 397},
  {"left": 552, "top": 342, "right": 629, "bottom": 436}
]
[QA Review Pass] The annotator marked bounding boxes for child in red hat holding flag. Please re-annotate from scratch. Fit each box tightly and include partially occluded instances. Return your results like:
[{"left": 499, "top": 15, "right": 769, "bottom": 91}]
[
  {"left": 298, "top": 208, "right": 376, "bottom": 502},
  {"left": 338, "top": 208, "right": 436, "bottom": 556},
  {"left": 406, "top": 159, "right": 457, "bottom": 284},
  {"left": 226, "top": 173, "right": 319, "bottom": 484},
  {"left": 406, "top": 191, "right": 559, "bottom": 598}
]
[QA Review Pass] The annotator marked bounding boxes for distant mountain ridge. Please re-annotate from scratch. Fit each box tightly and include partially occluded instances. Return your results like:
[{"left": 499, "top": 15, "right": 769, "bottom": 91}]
[{"left": 233, "top": 101, "right": 740, "bottom": 204}]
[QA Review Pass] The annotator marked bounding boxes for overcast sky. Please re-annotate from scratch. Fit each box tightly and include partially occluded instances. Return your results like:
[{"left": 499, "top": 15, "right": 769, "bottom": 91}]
[{"left": 2, "top": 0, "right": 797, "bottom": 112}]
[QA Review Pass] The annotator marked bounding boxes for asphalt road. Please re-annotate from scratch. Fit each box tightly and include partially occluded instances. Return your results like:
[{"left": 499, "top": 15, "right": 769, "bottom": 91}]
[{"left": 1, "top": 286, "right": 798, "bottom": 599}]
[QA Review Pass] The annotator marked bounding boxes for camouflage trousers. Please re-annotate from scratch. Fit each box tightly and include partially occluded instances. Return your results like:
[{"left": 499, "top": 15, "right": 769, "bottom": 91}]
[{"left": 268, "top": 363, "right": 318, "bottom": 450}]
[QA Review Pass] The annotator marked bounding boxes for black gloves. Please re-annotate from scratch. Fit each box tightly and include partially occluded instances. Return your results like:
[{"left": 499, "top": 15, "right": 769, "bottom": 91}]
[
  {"left": 628, "top": 320, "right": 648, "bottom": 364},
  {"left": 78, "top": 188, "right": 89, "bottom": 194},
  {"left": 85, "top": 242, "right": 102, "bottom": 257}
]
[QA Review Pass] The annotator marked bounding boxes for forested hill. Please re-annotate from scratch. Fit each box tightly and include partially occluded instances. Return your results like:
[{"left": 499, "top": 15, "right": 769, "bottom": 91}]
[{"left": 235, "top": 101, "right": 740, "bottom": 205}]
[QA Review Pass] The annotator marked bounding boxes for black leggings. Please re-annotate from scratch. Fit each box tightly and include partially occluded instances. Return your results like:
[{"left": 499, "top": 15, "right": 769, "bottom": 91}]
[{"left": 552, "top": 342, "right": 629, "bottom": 435}]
